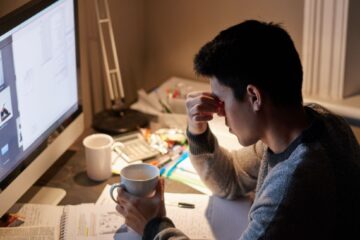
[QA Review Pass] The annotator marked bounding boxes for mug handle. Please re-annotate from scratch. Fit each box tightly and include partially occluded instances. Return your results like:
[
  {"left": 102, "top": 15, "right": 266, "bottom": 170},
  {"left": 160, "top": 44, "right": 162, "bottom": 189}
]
[{"left": 109, "top": 183, "right": 125, "bottom": 203}]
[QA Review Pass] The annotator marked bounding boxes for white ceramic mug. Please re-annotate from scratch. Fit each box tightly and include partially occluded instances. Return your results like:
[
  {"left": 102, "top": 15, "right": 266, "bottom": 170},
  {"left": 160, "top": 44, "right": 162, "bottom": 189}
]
[
  {"left": 110, "top": 163, "right": 159, "bottom": 202},
  {"left": 83, "top": 133, "right": 114, "bottom": 181}
]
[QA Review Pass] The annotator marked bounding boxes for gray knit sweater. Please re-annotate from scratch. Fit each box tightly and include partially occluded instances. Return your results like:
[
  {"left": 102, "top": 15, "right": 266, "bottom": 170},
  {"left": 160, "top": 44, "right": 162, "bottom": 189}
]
[{"left": 143, "top": 104, "right": 360, "bottom": 240}]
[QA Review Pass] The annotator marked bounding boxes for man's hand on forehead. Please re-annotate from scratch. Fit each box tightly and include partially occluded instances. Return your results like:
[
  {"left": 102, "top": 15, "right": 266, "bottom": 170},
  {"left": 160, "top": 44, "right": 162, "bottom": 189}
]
[
  {"left": 216, "top": 100, "right": 225, "bottom": 117},
  {"left": 208, "top": 92, "right": 225, "bottom": 116},
  {"left": 185, "top": 91, "right": 226, "bottom": 134}
]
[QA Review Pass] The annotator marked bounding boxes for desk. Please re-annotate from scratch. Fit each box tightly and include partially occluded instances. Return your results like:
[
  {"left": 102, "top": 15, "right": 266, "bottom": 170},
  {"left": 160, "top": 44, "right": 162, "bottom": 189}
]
[
  {"left": 18, "top": 129, "right": 200, "bottom": 205},
  {"left": 13, "top": 75, "right": 250, "bottom": 238}
]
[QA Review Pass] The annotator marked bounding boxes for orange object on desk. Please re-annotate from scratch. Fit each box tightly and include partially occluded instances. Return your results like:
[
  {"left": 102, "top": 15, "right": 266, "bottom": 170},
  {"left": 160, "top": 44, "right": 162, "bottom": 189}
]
[{"left": 149, "top": 160, "right": 159, "bottom": 166}]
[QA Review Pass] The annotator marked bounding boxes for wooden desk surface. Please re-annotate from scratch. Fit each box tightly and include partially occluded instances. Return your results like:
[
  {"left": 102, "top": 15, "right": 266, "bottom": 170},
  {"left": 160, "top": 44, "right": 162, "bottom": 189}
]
[{"left": 19, "top": 130, "right": 200, "bottom": 205}]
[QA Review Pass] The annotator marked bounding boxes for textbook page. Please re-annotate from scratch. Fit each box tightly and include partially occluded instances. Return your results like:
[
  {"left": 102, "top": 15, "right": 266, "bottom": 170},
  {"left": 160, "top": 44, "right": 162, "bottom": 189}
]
[
  {"left": 96, "top": 185, "right": 214, "bottom": 239},
  {"left": 0, "top": 226, "right": 57, "bottom": 240},
  {"left": 0, "top": 203, "right": 64, "bottom": 239},
  {"left": 15, "top": 203, "right": 63, "bottom": 226},
  {"left": 62, "top": 203, "right": 141, "bottom": 240},
  {"left": 2, "top": 203, "right": 140, "bottom": 240}
]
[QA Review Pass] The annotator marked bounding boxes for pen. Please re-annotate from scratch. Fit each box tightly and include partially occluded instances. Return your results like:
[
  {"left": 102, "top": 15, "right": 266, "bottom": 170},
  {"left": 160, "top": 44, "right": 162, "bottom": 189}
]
[
  {"left": 159, "top": 167, "right": 166, "bottom": 176},
  {"left": 166, "top": 151, "right": 189, "bottom": 177},
  {"left": 149, "top": 155, "right": 172, "bottom": 167},
  {"left": 157, "top": 154, "right": 179, "bottom": 176},
  {"left": 149, "top": 160, "right": 159, "bottom": 166},
  {"left": 165, "top": 201, "right": 195, "bottom": 209},
  {"left": 178, "top": 202, "right": 195, "bottom": 209},
  {"left": 158, "top": 152, "right": 183, "bottom": 176},
  {"left": 157, "top": 157, "right": 173, "bottom": 169}
]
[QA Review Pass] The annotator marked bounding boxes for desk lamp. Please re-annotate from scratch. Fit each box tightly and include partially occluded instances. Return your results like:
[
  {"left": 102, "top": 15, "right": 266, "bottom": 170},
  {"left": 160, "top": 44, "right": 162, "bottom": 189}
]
[{"left": 92, "top": 0, "right": 149, "bottom": 135}]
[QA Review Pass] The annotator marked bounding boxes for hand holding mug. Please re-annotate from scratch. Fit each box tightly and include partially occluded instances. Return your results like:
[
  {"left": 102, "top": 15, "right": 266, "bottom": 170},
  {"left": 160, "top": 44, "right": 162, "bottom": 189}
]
[{"left": 115, "top": 178, "right": 166, "bottom": 235}]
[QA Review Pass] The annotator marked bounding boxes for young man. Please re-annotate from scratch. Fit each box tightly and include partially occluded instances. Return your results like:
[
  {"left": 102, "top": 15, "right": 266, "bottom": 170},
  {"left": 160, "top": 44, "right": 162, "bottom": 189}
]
[{"left": 116, "top": 20, "right": 360, "bottom": 239}]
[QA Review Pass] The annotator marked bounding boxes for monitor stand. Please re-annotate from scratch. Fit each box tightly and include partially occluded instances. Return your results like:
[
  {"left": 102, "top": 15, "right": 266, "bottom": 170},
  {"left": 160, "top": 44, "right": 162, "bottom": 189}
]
[
  {"left": 25, "top": 186, "right": 66, "bottom": 205},
  {"left": 0, "top": 187, "right": 65, "bottom": 227}
]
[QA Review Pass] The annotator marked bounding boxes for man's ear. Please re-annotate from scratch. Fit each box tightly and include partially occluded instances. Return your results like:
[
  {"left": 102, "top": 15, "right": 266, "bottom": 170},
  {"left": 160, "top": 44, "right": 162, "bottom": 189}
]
[{"left": 246, "top": 85, "right": 261, "bottom": 111}]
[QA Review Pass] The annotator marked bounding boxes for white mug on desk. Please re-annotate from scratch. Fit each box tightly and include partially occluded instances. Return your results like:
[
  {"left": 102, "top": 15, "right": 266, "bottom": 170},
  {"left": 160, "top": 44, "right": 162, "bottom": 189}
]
[
  {"left": 83, "top": 133, "right": 114, "bottom": 181},
  {"left": 110, "top": 163, "right": 159, "bottom": 202}
]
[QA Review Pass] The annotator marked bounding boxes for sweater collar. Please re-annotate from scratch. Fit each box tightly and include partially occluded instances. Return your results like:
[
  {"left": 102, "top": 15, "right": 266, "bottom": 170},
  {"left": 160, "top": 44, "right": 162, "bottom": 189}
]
[{"left": 266, "top": 106, "right": 321, "bottom": 167}]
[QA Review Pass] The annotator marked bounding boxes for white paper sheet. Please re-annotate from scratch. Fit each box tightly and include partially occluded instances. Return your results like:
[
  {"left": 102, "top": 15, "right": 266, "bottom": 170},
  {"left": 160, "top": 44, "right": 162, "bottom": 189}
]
[
  {"left": 63, "top": 203, "right": 139, "bottom": 240},
  {"left": 0, "top": 226, "right": 56, "bottom": 240},
  {"left": 165, "top": 193, "right": 214, "bottom": 239},
  {"left": 96, "top": 185, "right": 251, "bottom": 240}
]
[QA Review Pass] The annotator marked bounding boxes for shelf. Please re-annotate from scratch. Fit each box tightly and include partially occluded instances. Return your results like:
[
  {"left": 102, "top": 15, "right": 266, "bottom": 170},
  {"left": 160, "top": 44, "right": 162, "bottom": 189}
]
[{"left": 304, "top": 95, "right": 360, "bottom": 125}]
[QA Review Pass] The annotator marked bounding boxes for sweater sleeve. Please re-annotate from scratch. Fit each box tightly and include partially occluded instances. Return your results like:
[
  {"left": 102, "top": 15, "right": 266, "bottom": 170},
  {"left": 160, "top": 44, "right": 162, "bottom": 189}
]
[
  {"left": 143, "top": 217, "right": 190, "bottom": 240},
  {"left": 187, "top": 127, "right": 265, "bottom": 199}
]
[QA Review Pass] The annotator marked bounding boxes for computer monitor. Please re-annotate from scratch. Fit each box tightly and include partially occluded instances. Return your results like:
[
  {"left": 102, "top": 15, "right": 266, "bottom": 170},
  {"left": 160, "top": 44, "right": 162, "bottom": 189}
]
[{"left": 0, "top": 0, "right": 84, "bottom": 217}]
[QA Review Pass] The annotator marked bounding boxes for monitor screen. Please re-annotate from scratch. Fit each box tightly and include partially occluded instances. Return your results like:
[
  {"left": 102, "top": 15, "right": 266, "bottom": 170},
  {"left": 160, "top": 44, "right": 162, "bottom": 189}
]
[{"left": 0, "top": 0, "right": 83, "bottom": 216}]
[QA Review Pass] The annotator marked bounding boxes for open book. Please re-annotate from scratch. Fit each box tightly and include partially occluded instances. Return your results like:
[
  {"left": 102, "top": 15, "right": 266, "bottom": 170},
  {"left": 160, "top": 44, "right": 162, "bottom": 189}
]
[
  {"left": 0, "top": 198, "right": 213, "bottom": 240},
  {"left": 97, "top": 184, "right": 251, "bottom": 240},
  {"left": 0, "top": 203, "right": 140, "bottom": 240},
  {"left": 0, "top": 184, "right": 251, "bottom": 240}
]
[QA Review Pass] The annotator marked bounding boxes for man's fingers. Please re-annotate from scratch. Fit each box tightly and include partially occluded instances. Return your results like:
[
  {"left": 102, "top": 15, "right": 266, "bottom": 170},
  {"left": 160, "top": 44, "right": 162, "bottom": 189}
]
[
  {"left": 117, "top": 198, "right": 138, "bottom": 217},
  {"left": 186, "top": 91, "right": 213, "bottom": 98},
  {"left": 117, "top": 186, "right": 138, "bottom": 203},
  {"left": 192, "top": 114, "right": 213, "bottom": 122},
  {"left": 159, "top": 178, "right": 165, "bottom": 201},
  {"left": 121, "top": 201, "right": 145, "bottom": 220},
  {"left": 117, "top": 204, "right": 142, "bottom": 233},
  {"left": 116, "top": 204, "right": 127, "bottom": 216},
  {"left": 188, "top": 108, "right": 215, "bottom": 122},
  {"left": 188, "top": 103, "right": 218, "bottom": 117},
  {"left": 117, "top": 186, "right": 128, "bottom": 197},
  {"left": 117, "top": 187, "right": 130, "bottom": 202},
  {"left": 186, "top": 95, "right": 219, "bottom": 108},
  {"left": 186, "top": 92, "right": 220, "bottom": 110},
  {"left": 124, "top": 215, "right": 144, "bottom": 235},
  {"left": 154, "top": 178, "right": 165, "bottom": 200}
]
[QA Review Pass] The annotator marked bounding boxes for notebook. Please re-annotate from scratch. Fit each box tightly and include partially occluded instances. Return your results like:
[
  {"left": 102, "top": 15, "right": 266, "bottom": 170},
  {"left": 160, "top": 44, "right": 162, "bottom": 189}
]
[
  {"left": 0, "top": 203, "right": 140, "bottom": 240},
  {"left": 0, "top": 186, "right": 251, "bottom": 239}
]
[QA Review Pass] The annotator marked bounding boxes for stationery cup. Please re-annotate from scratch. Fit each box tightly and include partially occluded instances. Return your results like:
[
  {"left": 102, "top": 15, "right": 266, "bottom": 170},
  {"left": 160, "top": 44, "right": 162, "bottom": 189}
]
[
  {"left": 83, "top": 133, "right": 114, "bottom": 181},
  {"left": 110, "top": 163, "right": 159, "bottom": 202}
]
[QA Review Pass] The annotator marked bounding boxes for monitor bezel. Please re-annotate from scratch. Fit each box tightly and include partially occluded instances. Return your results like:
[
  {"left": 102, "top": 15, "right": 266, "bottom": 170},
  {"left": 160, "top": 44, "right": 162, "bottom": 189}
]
[{"left": 0, "top": 0, "right": 82, "bottom": 192}]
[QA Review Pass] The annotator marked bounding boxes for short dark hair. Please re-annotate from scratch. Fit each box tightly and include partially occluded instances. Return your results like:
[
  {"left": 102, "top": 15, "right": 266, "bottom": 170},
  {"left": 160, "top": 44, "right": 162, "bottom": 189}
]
[{"left": 194, "top": 20, "right": 303, "bottom": 107}]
